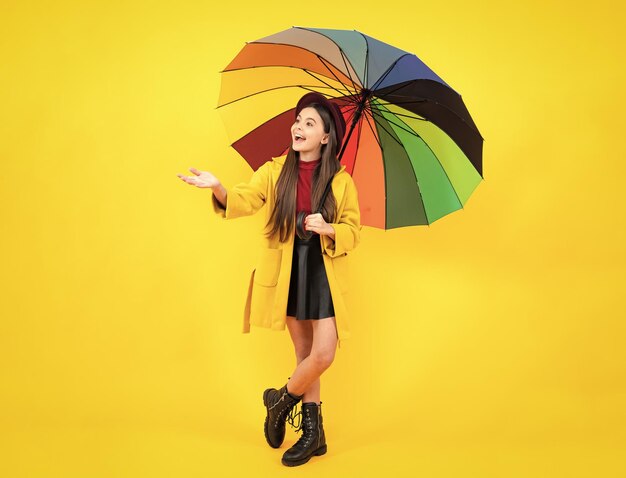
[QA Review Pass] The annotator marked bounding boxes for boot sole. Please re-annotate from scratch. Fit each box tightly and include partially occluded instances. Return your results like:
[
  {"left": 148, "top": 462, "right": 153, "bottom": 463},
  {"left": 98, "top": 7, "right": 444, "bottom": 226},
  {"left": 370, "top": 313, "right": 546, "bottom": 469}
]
[
  {"left": 263, "top": 388, "right": 282, "bottom": 449},
  {"left": 281, "top": 444, "right": 327, "bottom": 467}
]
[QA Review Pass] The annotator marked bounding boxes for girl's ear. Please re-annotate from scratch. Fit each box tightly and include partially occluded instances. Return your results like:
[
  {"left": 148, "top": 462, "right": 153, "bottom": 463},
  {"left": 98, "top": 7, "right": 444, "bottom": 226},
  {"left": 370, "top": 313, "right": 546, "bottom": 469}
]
[{"left": 321, "top": 133, "right": 329, "bottom": 145}]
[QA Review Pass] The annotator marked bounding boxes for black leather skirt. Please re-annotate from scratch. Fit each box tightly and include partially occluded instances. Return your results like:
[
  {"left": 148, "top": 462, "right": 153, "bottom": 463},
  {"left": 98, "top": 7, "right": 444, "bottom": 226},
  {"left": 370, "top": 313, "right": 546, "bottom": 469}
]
[{"left": 287, "top": 233, "right": 335, "bottom": 320}]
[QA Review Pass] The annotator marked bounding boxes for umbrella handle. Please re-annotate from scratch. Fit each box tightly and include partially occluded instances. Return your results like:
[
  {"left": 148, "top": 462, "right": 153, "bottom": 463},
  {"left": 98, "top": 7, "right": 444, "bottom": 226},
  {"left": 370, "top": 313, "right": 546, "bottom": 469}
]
[{"left": 295, "top": 175, "right": 334, "bottom": 240}]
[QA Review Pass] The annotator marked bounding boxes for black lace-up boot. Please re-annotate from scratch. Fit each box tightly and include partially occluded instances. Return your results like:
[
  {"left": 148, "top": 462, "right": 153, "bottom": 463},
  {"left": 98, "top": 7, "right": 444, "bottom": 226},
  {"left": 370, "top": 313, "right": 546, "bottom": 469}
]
[
  {"left": 263, "top": 380, "right": 304, "bottom": 448},
  {"left": 281, "top": 401, "right": 327, "bottom": 466}
]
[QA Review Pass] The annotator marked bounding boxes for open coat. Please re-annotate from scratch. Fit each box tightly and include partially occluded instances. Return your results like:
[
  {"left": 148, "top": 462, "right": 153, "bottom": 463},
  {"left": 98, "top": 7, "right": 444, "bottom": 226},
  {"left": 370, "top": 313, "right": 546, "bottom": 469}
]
[{"left": 210, "top": 154, "right": 362, "bottom": 348}]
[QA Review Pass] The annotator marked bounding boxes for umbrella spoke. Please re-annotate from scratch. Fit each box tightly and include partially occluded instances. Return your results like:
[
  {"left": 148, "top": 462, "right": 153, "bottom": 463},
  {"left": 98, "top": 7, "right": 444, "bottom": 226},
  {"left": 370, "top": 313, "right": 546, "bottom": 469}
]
[
  {"left": 247, "top": 40, "right": 359, "bottom": 88},
  {"left": 374, "top": 97, "right": 429, "bottom": 106},
  {"left": 312, "top": 55, "right": 361, "bottom": 97},
  {"left": 337, "top": 49, "right": 362, "bottom": 95},
  {"left": 372, "top": 97, "right": 466, "bottom": 209},
  {"left": 369, "top": 53, "right": 411, "bottom": 91},
  {"left": 368, "top": 102, "right": 424, "bottom": 140},
  {"left": 216, "top": 83, "right": 350, "bottom": 109},
  {"left": 371, "top": 100, "right": 429, "bottom": 122},
  {"left": 342, "top": 102, "right": 362, "bottom": 131},
  {"left": 361, "top": 109, "right": 383, "bottom": 150},
  {"left": 364, "top": 106, "right": 407, "bottom": 150},
  {"left": 372, "top": 80, "right": 425, "bottom": 100},
  {"left": 374, "top": 90, "right": 482, "bottom": 136},
  {"left": 302, "top": 70, "right": 358, "bottom": 99}
]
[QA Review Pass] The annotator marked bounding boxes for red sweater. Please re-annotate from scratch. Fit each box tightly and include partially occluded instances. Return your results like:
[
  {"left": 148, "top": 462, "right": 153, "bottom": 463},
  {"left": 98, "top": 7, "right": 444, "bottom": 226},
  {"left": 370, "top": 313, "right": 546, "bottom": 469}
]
[{"left": 296, "top": 157, "right": 321, "bottom": 214}]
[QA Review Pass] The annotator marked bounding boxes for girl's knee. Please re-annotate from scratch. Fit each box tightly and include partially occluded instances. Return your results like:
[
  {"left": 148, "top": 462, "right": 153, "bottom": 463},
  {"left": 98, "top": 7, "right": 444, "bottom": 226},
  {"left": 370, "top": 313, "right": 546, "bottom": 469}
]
[{"left": 309, "top": 349, "right": 335, "bottom": 369}]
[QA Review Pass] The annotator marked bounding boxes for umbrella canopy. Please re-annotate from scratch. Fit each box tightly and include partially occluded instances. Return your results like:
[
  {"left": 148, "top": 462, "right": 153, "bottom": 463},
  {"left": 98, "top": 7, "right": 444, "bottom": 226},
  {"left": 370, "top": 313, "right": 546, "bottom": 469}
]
[{"left": 216, "top": 26, "right": 484, "bottom": 229}]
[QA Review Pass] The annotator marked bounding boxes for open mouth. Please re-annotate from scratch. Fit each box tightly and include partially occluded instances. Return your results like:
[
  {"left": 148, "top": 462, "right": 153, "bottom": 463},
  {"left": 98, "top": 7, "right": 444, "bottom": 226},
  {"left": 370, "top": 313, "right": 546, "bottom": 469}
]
[{"left": 294, "top": 133, "right": 306, "bottom": 143}]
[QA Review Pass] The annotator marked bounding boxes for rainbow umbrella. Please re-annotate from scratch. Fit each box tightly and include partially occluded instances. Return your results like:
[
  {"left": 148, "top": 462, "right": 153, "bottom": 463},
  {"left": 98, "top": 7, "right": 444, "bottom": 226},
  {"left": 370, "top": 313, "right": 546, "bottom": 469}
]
[{"left": 216, "top": 26, "right": 484, "bottom": 229}]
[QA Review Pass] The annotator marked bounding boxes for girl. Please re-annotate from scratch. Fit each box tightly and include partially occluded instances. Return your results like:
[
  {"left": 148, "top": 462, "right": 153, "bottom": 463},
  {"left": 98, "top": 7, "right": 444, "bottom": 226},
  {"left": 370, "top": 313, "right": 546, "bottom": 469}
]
[{"left": 177, "top": 92, "right": 361, "bottom": 467}]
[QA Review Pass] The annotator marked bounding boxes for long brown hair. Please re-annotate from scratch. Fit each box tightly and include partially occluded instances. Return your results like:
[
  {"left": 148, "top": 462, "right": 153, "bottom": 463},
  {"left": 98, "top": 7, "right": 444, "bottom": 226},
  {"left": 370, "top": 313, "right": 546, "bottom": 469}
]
[{"left": 265, "top": 103, "right": 342, "bottom": 243}]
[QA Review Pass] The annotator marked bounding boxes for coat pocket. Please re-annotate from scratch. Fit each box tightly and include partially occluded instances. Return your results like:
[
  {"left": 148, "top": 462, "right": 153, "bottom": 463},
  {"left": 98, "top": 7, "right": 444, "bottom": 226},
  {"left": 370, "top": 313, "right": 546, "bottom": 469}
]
[
  {"left": 254, "top": 247, "right": 282, "bottom": 287},
  {"left": 332, "top": 253, "right": 349, "bottom": 294}
]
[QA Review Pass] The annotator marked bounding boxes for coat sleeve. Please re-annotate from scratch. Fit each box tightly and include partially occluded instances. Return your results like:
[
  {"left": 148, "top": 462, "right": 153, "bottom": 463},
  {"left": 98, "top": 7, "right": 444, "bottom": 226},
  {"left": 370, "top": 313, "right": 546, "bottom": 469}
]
[
  {"left": 320, "top": 174, "right": 362, "bottom": 257},
  {"left": 210, "top": 161, "right": 272, "bottom": 219}
]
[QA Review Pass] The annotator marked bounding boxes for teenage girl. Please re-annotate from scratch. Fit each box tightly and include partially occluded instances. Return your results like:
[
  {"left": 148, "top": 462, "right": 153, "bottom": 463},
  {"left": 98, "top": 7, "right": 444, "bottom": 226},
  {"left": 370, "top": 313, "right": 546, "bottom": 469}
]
[{"left": 177, "top": 92, "right": 358, "bottom": 467}]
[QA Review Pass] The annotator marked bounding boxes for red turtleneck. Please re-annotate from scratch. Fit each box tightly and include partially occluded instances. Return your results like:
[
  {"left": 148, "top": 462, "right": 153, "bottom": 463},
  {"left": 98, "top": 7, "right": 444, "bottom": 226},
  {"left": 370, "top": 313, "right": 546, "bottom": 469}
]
[{"left": 296, "top": 157, "right": 321, "bottom": 214}]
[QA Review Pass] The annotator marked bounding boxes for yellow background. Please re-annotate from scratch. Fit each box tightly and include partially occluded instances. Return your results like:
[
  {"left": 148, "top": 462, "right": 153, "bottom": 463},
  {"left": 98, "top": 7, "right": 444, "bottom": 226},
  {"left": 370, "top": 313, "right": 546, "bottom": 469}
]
[{"left": 1, "top": 0, "right": 624, "bottom": 476}]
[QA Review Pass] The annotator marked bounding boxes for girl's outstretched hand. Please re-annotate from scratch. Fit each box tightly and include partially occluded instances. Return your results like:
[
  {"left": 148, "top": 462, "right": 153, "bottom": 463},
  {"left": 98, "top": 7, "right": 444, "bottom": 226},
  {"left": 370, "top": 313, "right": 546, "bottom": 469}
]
[
  {"left": 177, "top": 168, "right": 220, "bottom": 188},
  {"left": 304, "top": 213, "right": 335, "bottom": 237}
]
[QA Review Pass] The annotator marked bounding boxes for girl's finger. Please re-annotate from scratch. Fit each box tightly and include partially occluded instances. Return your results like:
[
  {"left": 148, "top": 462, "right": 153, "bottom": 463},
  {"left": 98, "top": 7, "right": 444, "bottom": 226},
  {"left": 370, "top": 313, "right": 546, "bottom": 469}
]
[{"left": 189, "top": 167, "right": 201, "bottom": 176}]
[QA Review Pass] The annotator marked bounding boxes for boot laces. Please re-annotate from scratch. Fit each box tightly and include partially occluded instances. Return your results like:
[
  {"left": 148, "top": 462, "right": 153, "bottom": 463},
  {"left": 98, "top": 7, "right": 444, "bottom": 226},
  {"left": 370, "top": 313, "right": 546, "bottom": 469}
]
[
  {"left": 286, "top": 406, "right": 303, "bottom": 431},
  {"left": 291, "top": 407, "right": 315, "bottom": 448}
]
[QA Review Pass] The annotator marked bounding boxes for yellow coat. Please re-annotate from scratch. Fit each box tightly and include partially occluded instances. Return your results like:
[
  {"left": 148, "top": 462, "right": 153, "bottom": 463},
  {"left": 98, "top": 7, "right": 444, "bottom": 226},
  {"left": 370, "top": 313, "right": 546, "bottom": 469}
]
[{"left": 210, "top": 154, "right": 362, "bottom": 348}]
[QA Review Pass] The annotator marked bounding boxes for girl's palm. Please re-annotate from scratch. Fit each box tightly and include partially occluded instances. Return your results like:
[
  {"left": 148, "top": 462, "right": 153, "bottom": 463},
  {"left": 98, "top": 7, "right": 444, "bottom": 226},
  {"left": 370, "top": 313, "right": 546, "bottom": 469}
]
[{"left": 177, "top": 168, "right": 219, "bottom": 188}]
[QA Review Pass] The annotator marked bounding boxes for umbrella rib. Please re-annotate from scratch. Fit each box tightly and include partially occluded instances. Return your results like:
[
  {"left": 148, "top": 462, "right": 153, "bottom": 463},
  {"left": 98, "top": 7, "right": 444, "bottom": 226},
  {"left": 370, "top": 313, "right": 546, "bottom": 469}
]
[
  {"left": 355, "top": 30, "right": 370, "bottom": 89},
  {"left": 223, "top": 55, "right": 353, "bottom": 89},
  {"left": 370, "top": 102, "right": 429, "bottom": 122},
  {"left": 297, "top": 86, "right": 359, "bottom": 107},
  {"left": 374, "top": 91, "right": 483, "bottom": 137},
  {"left": 274, "top": 49, "right": 359, "bottom": 99},
  {"left": 350, "top": 110, "right": 365, "bottom": 173},
  {"left": 368, "top": 103, "right": 424, "bottom": 140},
  {"left": 292, "top": 27, "right": 364, "bottom": 90},
  {"left": 374, "top": 97, "right": 429, "bottom": 106},
  {"left": 342, "top": 102, "right": 362, "bottom": 130},
  {"left": 369, "top": 53, "right": 417, "bottom": 92},
  {"left": 302, "top": 69, "right": 359, "bottom": 100},
  {"left": 295, "top": 82, "right": 356, "bottom": 100},
  {"left": 372, "top": 84, "right": 461, "bottom": 123},
  {"left": 315, "top": 55, "right": 361, "bottom": 96},
  {"left": 366, "top": 103, "right": 428, "bottom": 225},
  {"left": 337, "top": 48, "right": 362, "bottom": 93},
  {"left": 371, "top": 77, "right": 420, "bottom": 100},
  {"left": 364, "top": 105, "right": 410, "bottom": 151},
  {"left": 359, "top": 109, "right": 392, "bottom": 230},
  {"left": 340, "top": 98, "right": 374, "bottom": 147},
  {"left": 221, "top": 39, "right": 363, "bottom": 96},
  {"left": 372, "top": 100, "right": 466, "bottom": 208},
  {"left": 313, "top": 56, "right": 348, "bottom": 88},
  {"left": 216, "top": 82, "right": 351, "bottom": 109},
  {"left": 360, "top": 108, "right": 383, "bottom": 150}
]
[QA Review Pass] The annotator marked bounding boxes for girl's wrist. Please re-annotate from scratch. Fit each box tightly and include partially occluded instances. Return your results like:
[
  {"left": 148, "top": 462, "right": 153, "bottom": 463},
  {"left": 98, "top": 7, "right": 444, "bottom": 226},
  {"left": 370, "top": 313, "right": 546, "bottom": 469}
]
[
  {"left": 212, "top": 183, "right": 227, "bottom": 207},
  {"left": 327, "top": 225, "right": 336, "bottom": 241}
]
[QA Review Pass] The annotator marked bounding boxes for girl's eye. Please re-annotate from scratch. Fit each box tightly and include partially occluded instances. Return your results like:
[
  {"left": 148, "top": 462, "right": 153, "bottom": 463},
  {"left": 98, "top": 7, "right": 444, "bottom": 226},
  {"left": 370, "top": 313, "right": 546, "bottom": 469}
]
[{"left": 294, "top": 118, "right": 313, "bottom": 127}]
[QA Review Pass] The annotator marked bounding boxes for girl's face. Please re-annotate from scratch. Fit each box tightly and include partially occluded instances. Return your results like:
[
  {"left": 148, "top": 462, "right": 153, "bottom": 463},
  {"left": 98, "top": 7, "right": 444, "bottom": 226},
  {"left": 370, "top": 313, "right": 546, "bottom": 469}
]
[{"left": 291, "top": 106, "right": 329, "bottom": 155}]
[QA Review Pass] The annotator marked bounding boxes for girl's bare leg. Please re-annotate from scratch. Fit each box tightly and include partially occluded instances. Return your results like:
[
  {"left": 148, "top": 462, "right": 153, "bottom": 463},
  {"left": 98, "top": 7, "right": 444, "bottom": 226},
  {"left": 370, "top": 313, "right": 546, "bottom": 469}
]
[
  {"left": 286, "top": 316, "right": 320, "bottom": 403},
  {"left": 286, "top": 316, "right": 338, "bottom": 397}
]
